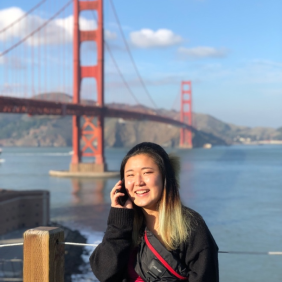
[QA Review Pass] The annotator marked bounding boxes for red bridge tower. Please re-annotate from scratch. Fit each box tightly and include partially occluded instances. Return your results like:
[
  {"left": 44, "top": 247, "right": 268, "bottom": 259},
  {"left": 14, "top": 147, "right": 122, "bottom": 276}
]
[
  {"left": 180, "top": 81, "right": 193, "bottom": 148},
  {"left": 70, "top": 0, "right": 106, "bottom": 173}
]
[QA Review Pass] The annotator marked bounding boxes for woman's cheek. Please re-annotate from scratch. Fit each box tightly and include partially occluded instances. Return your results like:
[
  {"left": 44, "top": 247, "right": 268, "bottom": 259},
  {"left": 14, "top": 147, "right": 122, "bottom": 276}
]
[{"left": 125, "top": 179, "right": 134, "bottom": 190}]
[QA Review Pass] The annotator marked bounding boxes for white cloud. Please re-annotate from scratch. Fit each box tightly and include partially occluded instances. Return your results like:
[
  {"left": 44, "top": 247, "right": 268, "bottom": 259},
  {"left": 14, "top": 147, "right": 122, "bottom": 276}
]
[
  {"left": 130, "top": 29, "right": 183, "bottom": 48},
  {"left": 0, "top": 7, "right": 116, "bottom": 46},
  {"left": 178, "top": 46, "right": 228, "bottom": 59}
]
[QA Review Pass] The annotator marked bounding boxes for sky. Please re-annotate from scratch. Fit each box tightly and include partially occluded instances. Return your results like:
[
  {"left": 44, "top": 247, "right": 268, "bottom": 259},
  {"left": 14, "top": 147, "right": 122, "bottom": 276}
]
[{"left": 0, "top": 0, "right": 281, "bottom": 128}]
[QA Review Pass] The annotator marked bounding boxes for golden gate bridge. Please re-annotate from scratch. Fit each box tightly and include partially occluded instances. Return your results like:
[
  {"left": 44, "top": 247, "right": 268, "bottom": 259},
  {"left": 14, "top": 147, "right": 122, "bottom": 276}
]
[{"left": 0, "top": 0, "right": 193, "bottom": 174}]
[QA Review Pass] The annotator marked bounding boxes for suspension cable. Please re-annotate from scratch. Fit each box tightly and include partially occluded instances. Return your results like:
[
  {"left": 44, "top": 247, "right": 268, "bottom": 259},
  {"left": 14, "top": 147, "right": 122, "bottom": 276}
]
[
  {"left": 90, "top": 11, "right": 140, "bottom": 105},
  {"left": 0, "top": 0, "right": 46, "bottom": 34},
  {"left": 0, "top": 0, "right": 72, "bottom": 57},
  {"left": 105, "top": 42, "right": 140, "bottom": 105},
  {"left": 108, "top": 0, "right": 157, "bottom": 108},
  {"left": 171, "top": 85, "right": 181, "bottom": 111}
]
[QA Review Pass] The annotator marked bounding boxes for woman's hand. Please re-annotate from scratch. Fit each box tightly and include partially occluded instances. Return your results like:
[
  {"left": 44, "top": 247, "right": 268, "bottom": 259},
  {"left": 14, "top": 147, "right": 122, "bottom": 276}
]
[{"left": 111, "top": 180, "right": 133, "bottom": 209}]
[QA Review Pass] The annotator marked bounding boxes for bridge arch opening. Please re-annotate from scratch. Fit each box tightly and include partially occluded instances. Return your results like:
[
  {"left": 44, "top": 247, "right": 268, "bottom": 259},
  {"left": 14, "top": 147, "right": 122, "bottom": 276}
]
[
  {"left": 80, "top": 77, "right": 97, "bottom": 105},
  {"left": 80, "top": 41, "right": 97, "bottom": 66}
]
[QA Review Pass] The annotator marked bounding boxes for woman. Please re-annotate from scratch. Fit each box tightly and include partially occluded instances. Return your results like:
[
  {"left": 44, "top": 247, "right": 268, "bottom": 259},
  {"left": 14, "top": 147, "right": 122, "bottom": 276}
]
[{"left": 90, "top": 142, "right": 219, "bottom": 282}]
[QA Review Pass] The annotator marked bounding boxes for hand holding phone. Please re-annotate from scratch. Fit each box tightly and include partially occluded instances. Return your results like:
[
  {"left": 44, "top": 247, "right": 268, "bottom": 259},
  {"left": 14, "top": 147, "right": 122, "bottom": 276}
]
[{"left": 115, "top": 179, "right": 129, "bottom": 206}]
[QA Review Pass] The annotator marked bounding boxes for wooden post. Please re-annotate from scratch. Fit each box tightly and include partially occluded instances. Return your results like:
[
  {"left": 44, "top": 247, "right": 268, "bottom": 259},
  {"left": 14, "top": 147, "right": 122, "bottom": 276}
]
[{"left": 23, "top": 227, "right": 64, "bottom": 282}]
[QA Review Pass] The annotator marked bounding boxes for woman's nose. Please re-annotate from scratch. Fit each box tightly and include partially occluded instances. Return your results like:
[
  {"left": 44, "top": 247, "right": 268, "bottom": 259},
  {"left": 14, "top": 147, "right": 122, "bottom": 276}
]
[{"left": 135, "top": 174, "right": 145, "bottom": 186}]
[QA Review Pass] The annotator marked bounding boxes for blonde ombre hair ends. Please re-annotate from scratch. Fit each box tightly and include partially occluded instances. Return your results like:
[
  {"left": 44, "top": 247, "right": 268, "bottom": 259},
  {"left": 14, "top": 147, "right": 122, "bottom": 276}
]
[{"left": 120, "top": 142, "right": 193, "bottom": 250}]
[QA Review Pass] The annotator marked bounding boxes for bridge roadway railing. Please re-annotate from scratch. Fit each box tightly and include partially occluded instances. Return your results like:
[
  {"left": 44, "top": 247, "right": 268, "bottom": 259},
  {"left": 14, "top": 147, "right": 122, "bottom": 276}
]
[{"left": 0, "top": 96, "right": 196, "bottom": 133}]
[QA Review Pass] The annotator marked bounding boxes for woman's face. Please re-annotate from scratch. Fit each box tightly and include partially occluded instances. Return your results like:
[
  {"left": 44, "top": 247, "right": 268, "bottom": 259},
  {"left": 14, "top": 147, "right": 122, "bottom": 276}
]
[{"left": 124, "top": 154, "right": 163, "bottom": 211}]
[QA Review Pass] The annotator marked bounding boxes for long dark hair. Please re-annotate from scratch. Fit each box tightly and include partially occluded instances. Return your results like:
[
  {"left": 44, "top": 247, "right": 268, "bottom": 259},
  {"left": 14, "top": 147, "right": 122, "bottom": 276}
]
[{"left": 120, "top": 142, "right": 190, "bottom": 250}]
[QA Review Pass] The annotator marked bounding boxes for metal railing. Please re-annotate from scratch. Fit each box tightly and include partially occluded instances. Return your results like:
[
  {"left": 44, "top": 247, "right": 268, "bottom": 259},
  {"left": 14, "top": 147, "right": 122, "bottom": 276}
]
[{"left": 0, "top": 226, "right": 281, "bottom": 281}]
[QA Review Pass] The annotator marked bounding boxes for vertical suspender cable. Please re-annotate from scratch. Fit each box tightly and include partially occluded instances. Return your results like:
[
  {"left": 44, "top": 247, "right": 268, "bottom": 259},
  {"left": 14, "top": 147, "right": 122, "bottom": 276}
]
[
  {"left": 2, "top": 30, "right": 4, "bottom": 94},
  {"left": 12, "top": 24, "right": 15, "bottom": 96},
  {"left": 171, "top": 85, "right": 181, "bottom": 111},
  {"left": 60, "top": 9, "right": 62, "bottom": 102},
  {"left": 14, "top": 21, "right": 16, "bottom": 97},
  {"left": 57, "top": 8, "right": 59, "bottom": 102},
  {"left": 0, "top": 0, "right": 46, "bottom": 34},
  {"left": 69, "top": 2, "right": 72, "bottom": 101},
  {"left": 38, "top": 14, "right": 41, "bottom": 98},
  {"left": 57, "top": 0, "right": 59, "bottom": 102},
  {"left": 31, "top": 13, "right": 34, "bottom": 97},
  {"left": 109, "top": 0, "right": 157, "bottom": 109},
  {"left": 64, "top": 7, "right": 66, "bottom": 102},
  {"left": 24, "top": 14, "right": 27, "bottom": 98},
  {"left": 26, "top": 13, "right": 29, "bottom": 97},
  {"left": 57, "top": 0, "right": 60, "bottom": 102},
  {"left": 44, "top": 0, "right": 47, "bottom": 100},
  {"left": 3, "top": 25, "right": 6, "bottom": 95},
  {"left": 18, "top": 17, "right": 21, "bottom": 98},
  {"left": 46, "top": 0, "right": 49, "bottom": 99},
  {"left": 53, "top": 0, "right": 56, "bottom": 101},
  {"left": 91, "top": 11, "right": 140, "bottom": 105}
]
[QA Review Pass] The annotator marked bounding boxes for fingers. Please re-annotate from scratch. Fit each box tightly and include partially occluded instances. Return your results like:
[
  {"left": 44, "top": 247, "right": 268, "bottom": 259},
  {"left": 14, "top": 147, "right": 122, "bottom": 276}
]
[
  {"left": 111, "top": 180, "right": 124, "bottom": 208},
  {"left": 111, "top": 180, "right": 122, "bottom": 196},
  {"left": 110, "top": 180, "right": 133, "bottom": 209}
]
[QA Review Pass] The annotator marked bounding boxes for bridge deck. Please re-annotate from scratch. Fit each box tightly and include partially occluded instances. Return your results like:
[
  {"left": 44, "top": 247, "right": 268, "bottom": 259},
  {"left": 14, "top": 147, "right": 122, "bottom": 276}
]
[{"left": 0, "top": 96, "right": 196, "bottom": 132}]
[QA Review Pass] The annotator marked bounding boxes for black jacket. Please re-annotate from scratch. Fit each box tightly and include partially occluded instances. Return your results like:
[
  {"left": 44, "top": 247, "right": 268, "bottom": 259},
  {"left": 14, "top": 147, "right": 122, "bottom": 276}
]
[{"left": 89, "top": 207, "right": 219, "bottom": 282}]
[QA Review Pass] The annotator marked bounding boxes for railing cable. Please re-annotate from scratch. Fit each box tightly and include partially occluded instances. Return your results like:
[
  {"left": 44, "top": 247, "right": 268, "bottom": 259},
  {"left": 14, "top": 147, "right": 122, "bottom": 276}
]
[
  {"left": 1, "top": 242, "right": 282, "bottom": 256},
  {"left": 60, "top": 242, "right": 99, "bottom": 247},
  {"left": 0, "top": 243, "right": 23, "bottom": 248},
  {"left": 218, "top": 251, "right": 282, "bottom": 255}
]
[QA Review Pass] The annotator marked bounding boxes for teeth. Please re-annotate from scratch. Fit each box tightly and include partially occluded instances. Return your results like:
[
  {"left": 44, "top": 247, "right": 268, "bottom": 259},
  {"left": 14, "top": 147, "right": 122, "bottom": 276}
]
[{"left": 135, "top": 190, "right": 149, "bottom": 195}]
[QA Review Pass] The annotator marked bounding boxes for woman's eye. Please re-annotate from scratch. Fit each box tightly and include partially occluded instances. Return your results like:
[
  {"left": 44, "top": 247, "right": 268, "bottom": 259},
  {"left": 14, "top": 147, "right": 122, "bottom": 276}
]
[{"left": 144, "top": 171, "right": 152, "bottom": 174}]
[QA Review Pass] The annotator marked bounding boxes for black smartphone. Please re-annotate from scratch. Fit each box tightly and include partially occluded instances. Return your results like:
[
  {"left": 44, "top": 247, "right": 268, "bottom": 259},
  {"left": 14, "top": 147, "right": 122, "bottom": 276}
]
[{"left": 117, "top": 179, "right": 128, "bottom": 206}]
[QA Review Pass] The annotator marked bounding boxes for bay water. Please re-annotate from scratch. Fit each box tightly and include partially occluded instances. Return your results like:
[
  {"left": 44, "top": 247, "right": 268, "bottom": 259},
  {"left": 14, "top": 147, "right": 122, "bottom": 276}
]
[{"left": 0, "top": 145, "right": 281, "bottom": 282}]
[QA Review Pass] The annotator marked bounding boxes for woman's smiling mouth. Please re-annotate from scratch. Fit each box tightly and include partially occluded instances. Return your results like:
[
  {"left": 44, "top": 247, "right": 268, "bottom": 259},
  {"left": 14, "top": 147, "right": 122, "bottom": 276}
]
[{"left": 135, "top": 189, "right": 150, "bottom": 195}]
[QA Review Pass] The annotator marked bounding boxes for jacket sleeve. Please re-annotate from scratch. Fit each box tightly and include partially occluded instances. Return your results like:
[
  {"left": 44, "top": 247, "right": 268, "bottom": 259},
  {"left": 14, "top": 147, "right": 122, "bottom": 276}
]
[
  {"left": 89, "top": 207, "right": 134, "bottom": 282},
  {"left": 187, "top": 246, "right": 219, "bottom": 282},
  {"left": 185, "top": 213, "right": 219, "bottom": 282}
]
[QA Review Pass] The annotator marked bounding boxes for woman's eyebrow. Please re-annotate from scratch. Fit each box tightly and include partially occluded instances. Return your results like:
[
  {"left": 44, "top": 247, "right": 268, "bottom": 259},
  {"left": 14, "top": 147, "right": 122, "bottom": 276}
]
[{"left": 125, "top": 167, "right": 154, "bottom": 173}]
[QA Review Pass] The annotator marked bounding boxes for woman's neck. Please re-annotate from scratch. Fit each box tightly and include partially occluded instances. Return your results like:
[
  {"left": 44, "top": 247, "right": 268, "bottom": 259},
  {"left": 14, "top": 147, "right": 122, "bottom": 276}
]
[
  {"left": 142, "top": 208, "right": 166, "bottom": 244},
  {"left": 142, "top": 208, "right": 159, "bottom": 234}
]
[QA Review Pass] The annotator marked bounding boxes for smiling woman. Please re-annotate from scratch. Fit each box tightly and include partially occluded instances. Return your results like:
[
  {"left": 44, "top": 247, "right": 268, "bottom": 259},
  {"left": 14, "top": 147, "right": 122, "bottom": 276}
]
[{"left": 89, "top": 142, "right": 219, "bottom": 282}]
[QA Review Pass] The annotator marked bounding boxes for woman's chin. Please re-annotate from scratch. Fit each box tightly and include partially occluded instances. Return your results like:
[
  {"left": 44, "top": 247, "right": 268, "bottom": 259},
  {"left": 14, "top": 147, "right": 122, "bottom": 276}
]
[{"left": 133, "top": 200, "right": 157, "bottom": 211}]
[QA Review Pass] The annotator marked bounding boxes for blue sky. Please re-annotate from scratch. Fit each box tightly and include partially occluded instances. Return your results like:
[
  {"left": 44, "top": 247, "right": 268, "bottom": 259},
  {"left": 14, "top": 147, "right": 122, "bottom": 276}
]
[{"left": 0, "top": 0, "right": 281, "bottom": 128}]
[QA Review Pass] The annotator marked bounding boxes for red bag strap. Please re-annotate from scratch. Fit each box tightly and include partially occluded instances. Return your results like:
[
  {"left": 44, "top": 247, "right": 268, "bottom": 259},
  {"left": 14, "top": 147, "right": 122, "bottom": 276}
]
[{"left": 144, "top": 231, "right": 187, "bottom": 280}]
